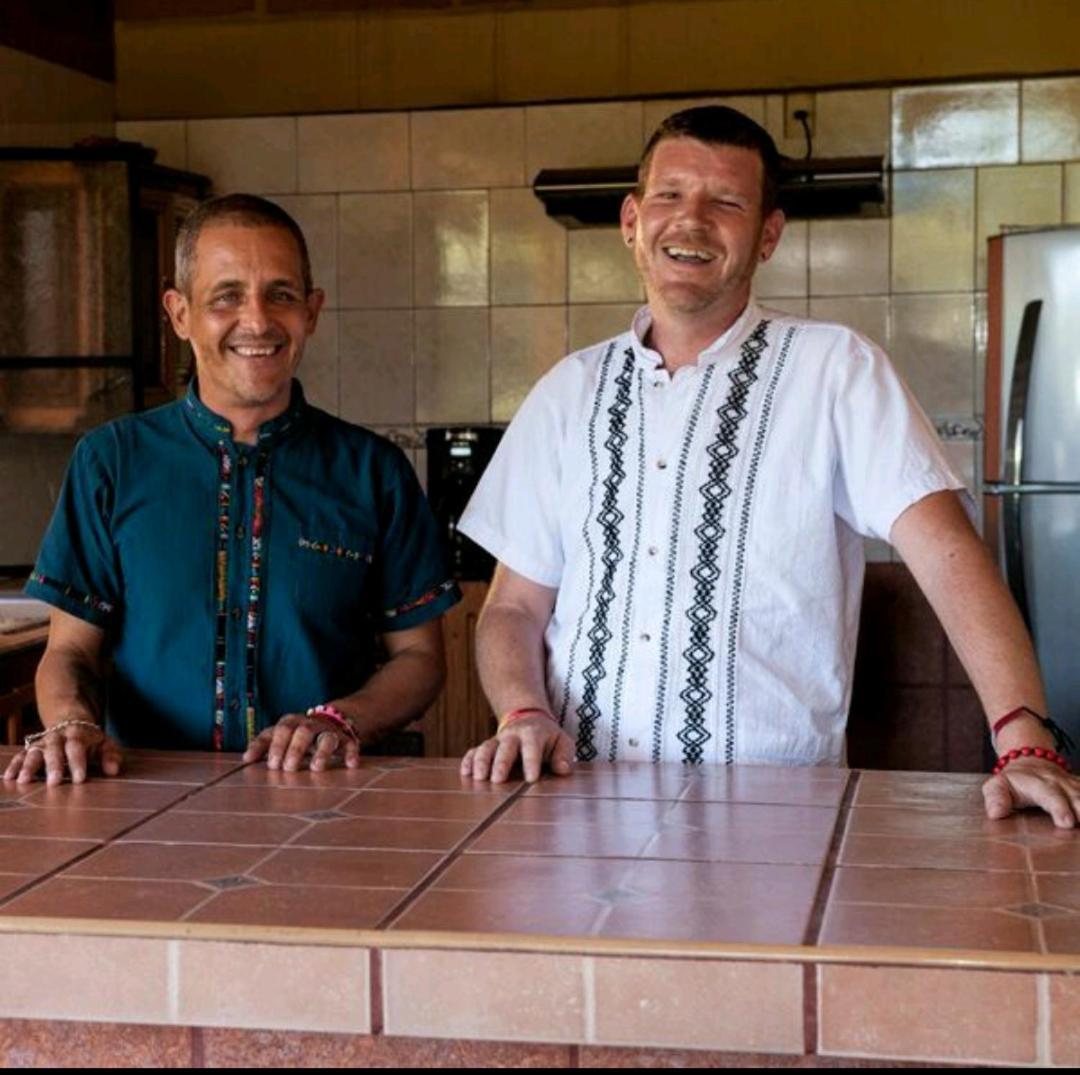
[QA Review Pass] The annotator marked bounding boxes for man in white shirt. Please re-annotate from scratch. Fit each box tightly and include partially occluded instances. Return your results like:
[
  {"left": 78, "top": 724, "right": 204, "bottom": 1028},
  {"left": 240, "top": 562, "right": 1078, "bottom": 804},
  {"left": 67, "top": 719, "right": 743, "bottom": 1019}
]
[{"left": 458, "top": 106, "right": 1080, "bottom": 827}]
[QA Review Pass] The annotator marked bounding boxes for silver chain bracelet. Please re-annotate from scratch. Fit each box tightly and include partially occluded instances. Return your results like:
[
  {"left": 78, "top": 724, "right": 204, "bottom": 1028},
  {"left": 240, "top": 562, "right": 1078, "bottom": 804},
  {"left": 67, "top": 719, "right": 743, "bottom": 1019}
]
[{"left": 24, "top": 719, "right": 106, "bottom": 751}]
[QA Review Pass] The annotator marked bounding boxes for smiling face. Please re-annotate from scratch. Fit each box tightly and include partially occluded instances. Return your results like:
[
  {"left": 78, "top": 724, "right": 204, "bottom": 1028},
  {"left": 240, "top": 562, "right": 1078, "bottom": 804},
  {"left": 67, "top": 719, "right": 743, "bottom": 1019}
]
[
  {"left": 163, "top": 223, "right": 324, "bottom": 433},
  {"left": 621, "top": 136, "right": 785, "bottom": 327}
]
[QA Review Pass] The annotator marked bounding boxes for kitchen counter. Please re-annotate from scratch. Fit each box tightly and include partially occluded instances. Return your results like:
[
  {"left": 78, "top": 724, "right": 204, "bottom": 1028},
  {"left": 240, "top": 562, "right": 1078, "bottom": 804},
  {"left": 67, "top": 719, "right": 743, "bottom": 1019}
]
[{"left": 0, "top": 750, "right": 1077, "bottom": 1067}]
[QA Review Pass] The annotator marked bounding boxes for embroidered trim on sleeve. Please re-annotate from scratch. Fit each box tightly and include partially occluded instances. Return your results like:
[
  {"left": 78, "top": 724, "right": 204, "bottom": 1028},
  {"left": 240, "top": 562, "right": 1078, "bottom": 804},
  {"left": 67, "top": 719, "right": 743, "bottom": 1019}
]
[
  {"left": 384, "top": 579, "right": 457, "bottom": 620},
  {"left": 297, "top": 537, "right": 373, "bottom": 563},
  {"left": 28, "top": 571, "right": 114, "bottom": 616}
]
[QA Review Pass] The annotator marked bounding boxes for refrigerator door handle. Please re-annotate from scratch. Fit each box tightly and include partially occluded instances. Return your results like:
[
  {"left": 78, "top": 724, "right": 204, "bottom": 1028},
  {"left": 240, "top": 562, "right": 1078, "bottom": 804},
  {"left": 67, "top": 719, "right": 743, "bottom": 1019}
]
[
  {"left": 1003, "top": 491, "right": 1032, "bottom": 630},
  {"left": 1005, "top": 299, "right": 1042, "bottom": 487}
]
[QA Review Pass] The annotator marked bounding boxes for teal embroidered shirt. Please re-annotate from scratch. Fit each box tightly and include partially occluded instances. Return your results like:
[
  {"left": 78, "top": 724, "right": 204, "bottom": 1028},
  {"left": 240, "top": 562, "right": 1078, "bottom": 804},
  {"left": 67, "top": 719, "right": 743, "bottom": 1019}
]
[{"left": 27, "top": 381, "right": 460, "bottom": 752}]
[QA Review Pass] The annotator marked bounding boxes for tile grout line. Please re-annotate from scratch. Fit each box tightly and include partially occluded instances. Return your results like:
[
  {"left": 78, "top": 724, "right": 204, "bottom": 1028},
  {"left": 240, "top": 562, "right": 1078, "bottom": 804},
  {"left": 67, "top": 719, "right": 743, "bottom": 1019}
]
[
  {"left": 0, "top": 762, "right": 253, "bottom": 913},
  {"left": 801, "top": 768, "right": 861, "bottom": 1055},
  {"left": 371, "top": 779, "right": 534, "bottom": 933}
]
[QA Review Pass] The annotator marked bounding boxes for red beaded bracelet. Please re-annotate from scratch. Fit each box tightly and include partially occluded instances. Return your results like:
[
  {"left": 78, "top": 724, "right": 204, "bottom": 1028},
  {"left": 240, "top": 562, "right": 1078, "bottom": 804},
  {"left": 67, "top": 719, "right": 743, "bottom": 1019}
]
[
  {"left": 306, "top": 703, "right": 360, "bottom": 745},
  {"left": 497, "top": 707, "right": 558, "bottom": 732},
  {"left": 992, "top": 746, "right": 1071, "bottom": 776}
]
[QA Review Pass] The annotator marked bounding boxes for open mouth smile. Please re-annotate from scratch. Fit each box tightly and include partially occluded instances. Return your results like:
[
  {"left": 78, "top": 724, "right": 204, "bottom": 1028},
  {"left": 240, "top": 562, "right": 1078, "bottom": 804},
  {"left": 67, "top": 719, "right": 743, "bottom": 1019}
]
[{"left": 661, "top": 244, "right": 716, "bottom": 265}]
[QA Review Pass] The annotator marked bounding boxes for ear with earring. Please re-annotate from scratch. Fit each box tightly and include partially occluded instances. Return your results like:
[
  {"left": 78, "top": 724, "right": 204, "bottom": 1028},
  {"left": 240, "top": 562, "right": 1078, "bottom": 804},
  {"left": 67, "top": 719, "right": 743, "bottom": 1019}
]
[{"left": 625, "top": 234, "right": 634, "bottom": 246}]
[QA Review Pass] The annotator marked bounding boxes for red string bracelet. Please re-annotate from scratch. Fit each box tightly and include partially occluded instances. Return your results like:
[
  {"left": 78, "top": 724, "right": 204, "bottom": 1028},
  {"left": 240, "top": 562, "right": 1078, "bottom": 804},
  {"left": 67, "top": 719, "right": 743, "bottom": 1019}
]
[
  {"left": 992, "top": 746, "right": 1071, "bottom": 776},
  {"left": 497, "top": 707, "right": 558, "bottom": 733},
  {"left": 991, "top": 706, "right": 1076, "bottom": 755}
]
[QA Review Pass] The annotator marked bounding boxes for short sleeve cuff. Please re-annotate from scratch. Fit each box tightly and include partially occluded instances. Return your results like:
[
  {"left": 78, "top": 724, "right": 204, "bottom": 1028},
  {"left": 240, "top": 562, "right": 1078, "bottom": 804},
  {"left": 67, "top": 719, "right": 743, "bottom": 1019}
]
[
  {"left": 872, "top": 473, "right": 975, "bottom": 542},
  {"left": 381, "top": 578, "right": 461, "bottom": 632},
  {"left": 457, "top": 516, "right": 563, "bottom": 589},
  {"left": 24, "top": 571, "right": 116, "bottom": 628}
]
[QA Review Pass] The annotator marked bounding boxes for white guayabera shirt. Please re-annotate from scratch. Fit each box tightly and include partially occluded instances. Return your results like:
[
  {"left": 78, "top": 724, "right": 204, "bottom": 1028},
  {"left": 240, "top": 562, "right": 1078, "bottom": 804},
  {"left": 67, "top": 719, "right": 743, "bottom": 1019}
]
[{"left": 460, "top": 302, "right": 969, "bottom": 767}]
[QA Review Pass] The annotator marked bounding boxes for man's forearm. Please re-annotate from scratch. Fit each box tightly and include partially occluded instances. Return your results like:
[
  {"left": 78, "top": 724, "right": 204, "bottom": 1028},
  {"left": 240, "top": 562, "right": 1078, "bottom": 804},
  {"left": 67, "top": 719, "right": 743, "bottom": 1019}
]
[
  {"left": 35, "top": 646, "right": 105, "bottom": 728},
  {"left": 475, "top": 602, "right": 553, "bottom": 720},
  {"left": 328, "top": 646, "right": 445, "bottom": 746}
]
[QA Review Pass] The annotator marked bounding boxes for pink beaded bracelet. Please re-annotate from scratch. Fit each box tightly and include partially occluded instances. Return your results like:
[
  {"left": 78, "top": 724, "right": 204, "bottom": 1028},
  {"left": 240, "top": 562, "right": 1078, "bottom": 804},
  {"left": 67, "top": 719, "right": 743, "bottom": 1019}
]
[{"left": 306, "top": 703, "right": 360, "bottom": 745}]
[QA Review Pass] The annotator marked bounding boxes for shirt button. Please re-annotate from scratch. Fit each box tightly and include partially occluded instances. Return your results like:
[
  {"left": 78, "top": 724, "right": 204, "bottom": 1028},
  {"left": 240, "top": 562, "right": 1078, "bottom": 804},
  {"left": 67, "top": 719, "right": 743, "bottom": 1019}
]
[
  {"left": 640, "top": 632, "right": 651, "bottom": 642},
  {"left": 236, "top": 524, "right": 245, "bottom": 540},
  {"left": 237, "top": 455, "right": 248, "bottom": 467},
  {"left": 231, "top": 607, "right": 242, "bottom": 621},
  {"left": 656, "top": 459, "right": 668, "bottom": 470},
  {"left": 647, "top": 546, "right": 659, "bottom": 556},
  {"left": 229, "top": 699, "right": 240, "bottom": 711},
  {"left": 628, "top": 737, "right": 640, "bottom": 748}
]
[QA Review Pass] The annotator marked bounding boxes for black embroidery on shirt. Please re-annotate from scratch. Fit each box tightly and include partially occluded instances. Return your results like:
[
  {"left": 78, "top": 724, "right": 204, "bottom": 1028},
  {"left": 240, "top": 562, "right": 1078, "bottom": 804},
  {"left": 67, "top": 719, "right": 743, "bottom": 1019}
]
[
  {"left": 723, "top": 324, "right": 797, "bottom": 763},
  {"left": 650, "top": 365, "right": 717, "bottom": 763},
  {"left": 608, "top": 368, "right": 648, "bottom": 762},
  {"left": 575, "top": 348, "right": 636, "bottom": 762},
  {"left": 558, "top": 341, "right": 617, "bottom": 731},
  {"left": 677, "top": 320, "right": 770, "bottom": 765}
]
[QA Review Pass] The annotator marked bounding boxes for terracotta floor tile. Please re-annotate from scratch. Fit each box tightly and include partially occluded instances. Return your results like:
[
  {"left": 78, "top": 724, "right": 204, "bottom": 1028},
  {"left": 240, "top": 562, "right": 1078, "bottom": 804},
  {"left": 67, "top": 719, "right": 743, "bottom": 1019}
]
[
  {"left": 830, "top": 866, "right": 1034, "bottom": 908},
  {"left": 526, "top": 764, "right": 692, "bottom": 800},
  {"left": 1042, "top": 915, "right": 1080, "bottom": 954},
  {"left": 390, "top": 887, "right": 605, "bottom": 936},
  {"left": 506, "top": 796, "right": 673, "bottom": 827},
  {"left": 684, "top": 767, "right": 848, "bottom": 807},
  {"left": 1050, "top": 974, "right": 1080, "bottom": 1066},
  {"left": 186, "top": 882, "right": 402, "bottom": 928},
  {"left": 22, "top": 781, "right": 191, "bottom": 812},
  {"left": 819, "top": 964, "right": 1038, "bottom": 1064},
  {"left": 840, "top": 834, "right": 1029, "bottom": 871},
  {"left": 0, "top": 807, "right": 146, "bottom": 841},
  {"left": 0, "top": 782, "right": 35, "bottom": 803},
  {"left": 820, "top": 901, "right": 1038, "bottom": 952},
  {"left": 0, "top": 836, "right": 99, "bottom": 874},
  {"left": 291, "top": 815, "right": 478, "bottom": 851},
  {"left": 592, "top": 957, "right": 803, "bottom": 1053},
  {"left": 0, "top": 1019, "right": 192, "bottom": 1067},
  {"left": 338, "top": 789, "right": 509, "bottom": 822},
  {"left": 626, "top": 858, "right": 822, "bottom": 901},
  {"left": 597, "top": 894, "right": 814, "bottom": 945},
  {"left": 469, "top": 822, "right": 656, "bottom": 858},
  {"left": 64, "top": 841, "right": 269, "bottom": 881},
  {"left": 1028, "top": 835, "right": 1080, "bottom": 872},
  {"left": 383, "top": 948, "right": 585, "bottom": 1041},
  {"left": 648, "top": 803, "right": 838, "bottom": 865},
  {"left": 0, "top": 875, "right": 212, "bottom": 922},
  {"left": 119, "top": 810, "right": 308, "bottom": 846},
  {"left": 175, "top": 784, "right": 356, "bottom": 814},
  {"left": 440, "top": 853, "right": 635, "bottom": 893},
  {"left": 367, "top": 768, "right": 521, "bottom": 793},
  {"left": 846, "top": 806, "right": 1025, "bottom": 839},
  {"left": 1035, "top": 873, "right": 1080, "bottom": 912},
  {"left": 853, "top": 771, "right": 986, "bottom": 811},
  {"left": 252, "top": 846, "right": 443, "bottom": 888},
  {"left": 120, "top": 753, "right": 245, "bottom": 783},
  {"left": 0, "top": 874, "right": 33, "bottom": 902},
  {"left": 215, "top": 764, "right": 383, "bottom": 789}
]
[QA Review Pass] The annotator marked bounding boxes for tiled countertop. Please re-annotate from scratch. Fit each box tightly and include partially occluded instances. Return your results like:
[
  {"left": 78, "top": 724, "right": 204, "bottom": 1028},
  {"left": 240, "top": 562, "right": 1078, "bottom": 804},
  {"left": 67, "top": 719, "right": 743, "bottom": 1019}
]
[{"left": 0, "top": 750, "right": 1078, "bottom": 1067}]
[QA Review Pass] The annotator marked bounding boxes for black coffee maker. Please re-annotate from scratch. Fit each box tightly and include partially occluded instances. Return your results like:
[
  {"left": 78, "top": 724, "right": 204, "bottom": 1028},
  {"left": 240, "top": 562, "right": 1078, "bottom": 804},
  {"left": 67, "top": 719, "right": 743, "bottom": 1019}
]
[{"left": 425, "top": 426, "right": 504, "bottom": 581}]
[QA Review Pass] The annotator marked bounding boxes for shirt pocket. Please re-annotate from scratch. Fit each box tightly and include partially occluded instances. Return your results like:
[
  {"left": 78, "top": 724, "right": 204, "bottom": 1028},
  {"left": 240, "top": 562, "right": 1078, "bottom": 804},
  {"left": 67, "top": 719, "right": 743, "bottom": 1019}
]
[{"left": 287, "top": 527, "right": 377, "bottom": 632}]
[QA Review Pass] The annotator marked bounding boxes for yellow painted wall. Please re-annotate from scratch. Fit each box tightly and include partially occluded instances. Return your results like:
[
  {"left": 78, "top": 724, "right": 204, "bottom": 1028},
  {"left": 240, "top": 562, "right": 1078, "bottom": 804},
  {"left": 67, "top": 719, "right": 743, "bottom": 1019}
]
[{"left": 115, "top": 0, "right": 1080, "bottom": 119}]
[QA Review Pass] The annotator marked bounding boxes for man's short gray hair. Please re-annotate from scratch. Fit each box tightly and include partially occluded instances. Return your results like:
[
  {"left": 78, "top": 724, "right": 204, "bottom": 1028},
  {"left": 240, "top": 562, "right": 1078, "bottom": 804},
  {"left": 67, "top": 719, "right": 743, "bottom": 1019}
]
[{"left": 174, "top": 193, "right": 313, "bottom": 296}]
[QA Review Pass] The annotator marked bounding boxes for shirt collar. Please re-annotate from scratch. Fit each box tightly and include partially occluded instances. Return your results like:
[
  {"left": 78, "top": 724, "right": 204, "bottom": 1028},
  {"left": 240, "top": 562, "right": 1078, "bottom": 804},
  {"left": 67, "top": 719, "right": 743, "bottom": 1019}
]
[
  {"left": 629, "top": 299, "right": 763, "bottom": 369},
  {"left": 182, "top": 378, "right": 309, "bottom": 448}
]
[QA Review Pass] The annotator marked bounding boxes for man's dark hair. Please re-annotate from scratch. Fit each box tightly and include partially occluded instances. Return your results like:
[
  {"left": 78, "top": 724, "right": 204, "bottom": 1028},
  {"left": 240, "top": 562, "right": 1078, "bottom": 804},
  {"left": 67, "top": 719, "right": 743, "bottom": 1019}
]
[
  {"left": 174, "top": 193, "right": 313, "bottom": 296},
  {"left": 637, "top": 105, "right": 783, "bottom": 214}
]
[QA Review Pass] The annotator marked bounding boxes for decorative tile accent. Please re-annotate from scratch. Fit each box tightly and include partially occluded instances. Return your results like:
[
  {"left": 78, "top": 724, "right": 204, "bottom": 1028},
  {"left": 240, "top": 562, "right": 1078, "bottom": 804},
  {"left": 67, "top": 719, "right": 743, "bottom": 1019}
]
[{"left": 204, "top": 875, "right": 260, "bottom": 891}]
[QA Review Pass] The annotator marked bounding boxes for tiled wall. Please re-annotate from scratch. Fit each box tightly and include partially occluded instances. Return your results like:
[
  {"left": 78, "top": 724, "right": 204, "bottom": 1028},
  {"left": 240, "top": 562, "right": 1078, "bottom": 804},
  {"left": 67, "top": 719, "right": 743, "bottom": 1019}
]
[
  {"left": 116, "top": 76, "right": 1080, "bottom": 567},
  {"left": 0, "top": 45, "right": 115, "bottom": 565}
]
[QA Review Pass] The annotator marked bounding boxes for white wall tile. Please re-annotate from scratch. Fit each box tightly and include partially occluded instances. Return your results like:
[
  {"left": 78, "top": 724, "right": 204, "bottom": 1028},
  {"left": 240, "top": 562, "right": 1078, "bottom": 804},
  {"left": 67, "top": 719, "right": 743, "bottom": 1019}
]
[
  {"left": 270, "top": 194, "right": 339, "bottom": 309},
  {"left": 115, "top": 119, "right": 187, "bottom": 170},
  {"left": 413, "top": 191, "right": 490, "bottom": 307},
  {"left": 338, "top": 192, "right": 413, "bottom": 309},
  {"left": 298, "top": 113, "right": 409, "bottom": 193},
  {"left": 526, "top": 102, "right": 644, "bottom": 179},
  {"left": 411, "top": 108, "right": 525, "bottom": 190},
  {"left": 339, "top": 309, "right": 414, "bottom": 426},
  {"left": 187, "top": 117, "right": 298, "bottom": 195}
]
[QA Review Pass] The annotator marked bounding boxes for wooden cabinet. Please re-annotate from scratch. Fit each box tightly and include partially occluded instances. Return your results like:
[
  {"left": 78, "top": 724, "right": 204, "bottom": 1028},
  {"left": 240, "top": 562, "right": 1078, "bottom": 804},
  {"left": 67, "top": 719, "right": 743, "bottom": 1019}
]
[{"left": 414, "top": 581, "right": 494, "bottom": 758}]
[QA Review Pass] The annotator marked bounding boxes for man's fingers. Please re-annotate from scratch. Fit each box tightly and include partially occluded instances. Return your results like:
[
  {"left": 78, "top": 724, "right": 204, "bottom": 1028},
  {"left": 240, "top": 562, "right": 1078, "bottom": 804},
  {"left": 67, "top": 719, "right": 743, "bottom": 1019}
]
[
  {"left": 549, "top": 732, "right": 575, "bottom": 776},
  {"left": 518, "top": 731, "right": 545, "bottom": 783},
  {"left": 460, "top": 747, "right": 476, "bottom": 777},
  {"left": 242, "top": 730, "right": 272, "bottom": 763},
  {"left": 982, "top": 774, "right": 1018, "bottom": 820},
  {"left": 265, "top": 722, "right": 299, "bottom": 770},
  {"left": 3, "top": 751, "right": 24, "bottom": 782},
  {"left": 489, "top": 736, "right": 522, "bottom": 784},
  {"left": 64, "top": 735, "right": 90, "bottom": 784},
  {"left": 42, "top": 736, "right": 67, "bottom": 786},
  {"left": 16, "top": 747, "right": 43, "bottom": 784},
  {"left": 310, "top": 730, "right": 339, "bottom": 772},
  {"left": 341, "top": 737, "right": 361, "bottom": 769},
  {"left": 1026, "top": 779, "right": 1077, "bottom": 829},
  {"left": 469, "top": 739, "right": 500, "bottom": 782},
  {"left": 99, "top": 739, "right": 124, "bottom": 777},
  {"left": 282, "top": 725, "right": 316, "bottom": 772}
]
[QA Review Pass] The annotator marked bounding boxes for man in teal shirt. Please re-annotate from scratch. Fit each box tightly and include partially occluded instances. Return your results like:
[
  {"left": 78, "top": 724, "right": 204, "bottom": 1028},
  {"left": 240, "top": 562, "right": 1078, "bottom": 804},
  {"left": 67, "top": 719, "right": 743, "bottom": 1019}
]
[{"left": 5, "top": 194, "right": 459, "bottom": 783}]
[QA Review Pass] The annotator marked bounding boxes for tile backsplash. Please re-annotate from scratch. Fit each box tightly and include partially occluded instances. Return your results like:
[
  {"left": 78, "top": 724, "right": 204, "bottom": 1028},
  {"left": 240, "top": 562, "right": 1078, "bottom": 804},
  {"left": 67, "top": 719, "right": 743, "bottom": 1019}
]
[{"left": 4, "top": 75, "right": 1077, "bottom": 566}]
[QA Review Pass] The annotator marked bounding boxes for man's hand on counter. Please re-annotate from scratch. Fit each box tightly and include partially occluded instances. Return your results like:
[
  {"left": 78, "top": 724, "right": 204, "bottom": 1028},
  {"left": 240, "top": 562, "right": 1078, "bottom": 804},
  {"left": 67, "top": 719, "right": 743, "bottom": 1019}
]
[
  {"left": 983, "top": 759, "right": 1080, "bottom": 828},
  {"left": 3, "top": 724, "right": 123, "bottom": 785},
  {"left": 242, "top": 711, "right": 362, "bottom": 772},
  {"left": 460, "top": 715, "right": 575, "bottom": 784}
]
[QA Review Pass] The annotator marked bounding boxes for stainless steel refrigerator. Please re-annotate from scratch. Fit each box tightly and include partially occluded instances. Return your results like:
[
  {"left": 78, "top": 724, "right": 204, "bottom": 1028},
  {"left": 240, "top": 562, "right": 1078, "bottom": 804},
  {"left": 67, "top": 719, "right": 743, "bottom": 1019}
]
[{"left": 984, "top": 225, "right": 1080, "bottom": 762}]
